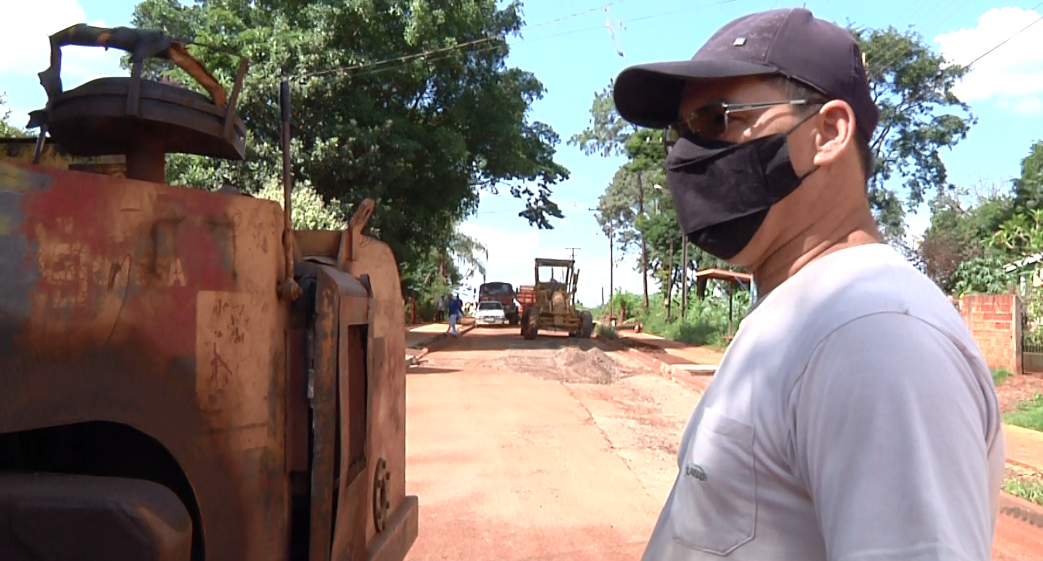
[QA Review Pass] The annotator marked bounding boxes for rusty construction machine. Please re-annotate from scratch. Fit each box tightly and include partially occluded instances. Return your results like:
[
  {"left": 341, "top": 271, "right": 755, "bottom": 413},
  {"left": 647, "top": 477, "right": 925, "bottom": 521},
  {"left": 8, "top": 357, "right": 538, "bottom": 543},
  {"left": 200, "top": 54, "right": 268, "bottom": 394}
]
[
  {"left": 0, "top": 24, "right": 418, "bottom": 561},
  {"left": 519, "top": 258, "right": 594, "bottom": 340}
]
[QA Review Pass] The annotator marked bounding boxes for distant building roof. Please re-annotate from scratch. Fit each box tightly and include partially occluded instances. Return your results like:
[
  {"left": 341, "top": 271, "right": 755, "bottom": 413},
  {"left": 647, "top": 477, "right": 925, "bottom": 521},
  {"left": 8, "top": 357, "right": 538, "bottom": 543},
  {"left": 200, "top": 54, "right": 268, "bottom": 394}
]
[
  {"left": 693, "top": 268, "right": 753, "bottom": 283},
  {"left": 1004, "top": 252, "right": 1043, "bottom": 273}
]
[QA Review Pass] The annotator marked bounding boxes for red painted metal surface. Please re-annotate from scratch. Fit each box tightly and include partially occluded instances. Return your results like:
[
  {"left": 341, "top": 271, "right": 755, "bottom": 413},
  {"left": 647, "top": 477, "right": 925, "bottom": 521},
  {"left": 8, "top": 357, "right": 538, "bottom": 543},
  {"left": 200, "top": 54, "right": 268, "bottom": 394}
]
[{"left": 0, "top": 159, "right": 289, "bottom": 560}]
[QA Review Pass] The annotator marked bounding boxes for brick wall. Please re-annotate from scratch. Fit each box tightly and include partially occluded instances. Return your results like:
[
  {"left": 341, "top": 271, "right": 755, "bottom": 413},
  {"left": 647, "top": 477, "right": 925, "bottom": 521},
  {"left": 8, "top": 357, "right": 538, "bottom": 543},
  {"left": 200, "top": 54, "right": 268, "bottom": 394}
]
[{"left": 958, "top": 294, "right": 1022, "bottom": 374}]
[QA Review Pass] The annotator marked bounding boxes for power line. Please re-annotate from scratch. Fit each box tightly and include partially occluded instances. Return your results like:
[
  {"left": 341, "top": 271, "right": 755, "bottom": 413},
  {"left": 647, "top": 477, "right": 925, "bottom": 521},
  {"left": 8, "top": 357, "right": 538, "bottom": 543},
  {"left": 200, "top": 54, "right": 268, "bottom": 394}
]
[
  {"left": 294, "top": 36, "right": 505, "bottom": 80},
  {"left": 289, "top": 0, "right": 638, "bottom": 80},
  {"left": 963, "top": 2, "right": 1043, "bottom": 69},
  {"left": 278, "top": 0, "right": 750, "bottom": 82},
  {"left": 864, "top": 2, "right": 1043, "bottom": 78}
]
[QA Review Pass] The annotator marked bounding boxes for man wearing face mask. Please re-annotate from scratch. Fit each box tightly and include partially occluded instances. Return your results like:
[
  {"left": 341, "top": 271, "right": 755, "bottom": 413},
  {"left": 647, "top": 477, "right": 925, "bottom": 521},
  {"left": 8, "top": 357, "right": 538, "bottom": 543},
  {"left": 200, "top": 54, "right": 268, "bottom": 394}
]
[{"left": 612, "top": 8, "right": 1004, "bottom": 561}]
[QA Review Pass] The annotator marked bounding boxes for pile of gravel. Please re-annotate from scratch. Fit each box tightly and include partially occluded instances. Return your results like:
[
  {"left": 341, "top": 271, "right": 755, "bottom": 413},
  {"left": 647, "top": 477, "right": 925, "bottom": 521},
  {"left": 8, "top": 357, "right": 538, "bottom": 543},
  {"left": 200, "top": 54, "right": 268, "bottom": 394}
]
[{"left": 424, "top": 346, "right": 643, "bottom": 385}]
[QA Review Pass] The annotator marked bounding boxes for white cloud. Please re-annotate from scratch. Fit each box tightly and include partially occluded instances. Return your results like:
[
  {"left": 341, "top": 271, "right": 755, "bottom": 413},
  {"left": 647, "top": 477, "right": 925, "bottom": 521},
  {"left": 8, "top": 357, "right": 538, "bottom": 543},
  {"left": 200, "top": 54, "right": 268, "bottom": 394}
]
[
  {"left": 457, "top": 222, "right": 542, "bottom": 285},
  {"left": 1, "top": 1, "right": 123, "bottom": 127},
  {"left": 575, "top": 253, "right": 645, "bottom": 307},
  {"left": 1, "top": 2, "right": 118, "bottom": 76},
  {"left": 997, "top": 95, "right": 1043, "bottom": 114},
  {"left": 936, "top": 7, "right": 1043, "bottom": 111}
]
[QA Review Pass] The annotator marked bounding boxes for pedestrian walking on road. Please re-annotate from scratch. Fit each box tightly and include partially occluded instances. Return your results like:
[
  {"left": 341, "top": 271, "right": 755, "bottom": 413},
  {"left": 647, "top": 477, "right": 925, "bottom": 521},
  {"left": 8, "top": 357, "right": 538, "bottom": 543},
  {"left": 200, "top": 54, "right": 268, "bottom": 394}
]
[
  {"left": 612, "top": 8, "right": 1003, "bottom": 561},
  {"left": 447, "top": 294, "right": 463, "bottom": 336},
  {"left": 436, "top": 294, "right": 446, "bottom": 323}
]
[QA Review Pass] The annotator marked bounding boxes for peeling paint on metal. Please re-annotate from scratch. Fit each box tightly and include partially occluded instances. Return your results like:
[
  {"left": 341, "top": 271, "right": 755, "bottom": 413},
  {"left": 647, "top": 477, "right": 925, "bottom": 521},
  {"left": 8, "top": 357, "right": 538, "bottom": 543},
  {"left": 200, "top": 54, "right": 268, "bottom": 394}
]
[{"left": 0, "top": 161, "right": 52, "bottom": 193}]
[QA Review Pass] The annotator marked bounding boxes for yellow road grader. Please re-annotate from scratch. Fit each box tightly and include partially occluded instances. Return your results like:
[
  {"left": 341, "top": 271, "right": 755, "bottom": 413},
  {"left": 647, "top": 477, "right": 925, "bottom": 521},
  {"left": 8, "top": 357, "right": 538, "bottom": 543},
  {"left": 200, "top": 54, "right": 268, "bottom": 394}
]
[{"left": 520, "top": 258, "right": 595, "bottom": 340}]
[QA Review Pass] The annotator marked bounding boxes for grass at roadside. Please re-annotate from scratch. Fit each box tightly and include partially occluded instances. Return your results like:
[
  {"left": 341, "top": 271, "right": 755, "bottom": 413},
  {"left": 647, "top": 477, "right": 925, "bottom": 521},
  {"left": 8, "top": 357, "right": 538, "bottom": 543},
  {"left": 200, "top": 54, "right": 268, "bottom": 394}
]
[
  {"left": 1004, "top": 464, "right": 1043, "bottom": 507},
  {"left": 993, "top": 367, "right": 1011, "bottom": 387},
  {"left": 595, "top": 290, "right": 745, "bottom": 349},
  {"left": 1004, "top": 393, "right": 1043, "bottom": 432},
  {"left": 595, "top": 324, "right": 618, "bottom": 340}
]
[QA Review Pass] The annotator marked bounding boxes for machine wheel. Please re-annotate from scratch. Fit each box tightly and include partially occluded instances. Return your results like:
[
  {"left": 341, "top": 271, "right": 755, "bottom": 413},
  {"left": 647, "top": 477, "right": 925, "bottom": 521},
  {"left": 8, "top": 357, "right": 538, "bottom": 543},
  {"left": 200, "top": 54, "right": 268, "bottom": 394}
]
[
  {"left": 521, "top": 309, "right": 538, "bottom": 340},
  {"left": 509, "top": 312, "right": 520, "bottom": 327},
  {"left": 579, "top": 311, "right": 595, "bottom": 338}
]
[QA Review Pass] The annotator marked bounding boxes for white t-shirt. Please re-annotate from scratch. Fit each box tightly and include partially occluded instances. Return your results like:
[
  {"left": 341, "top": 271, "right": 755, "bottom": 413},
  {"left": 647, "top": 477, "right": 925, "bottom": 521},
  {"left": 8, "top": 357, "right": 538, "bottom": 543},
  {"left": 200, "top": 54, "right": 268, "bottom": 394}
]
[{"left": 642, "top": 243, "right": 1004, "bottom": 561}]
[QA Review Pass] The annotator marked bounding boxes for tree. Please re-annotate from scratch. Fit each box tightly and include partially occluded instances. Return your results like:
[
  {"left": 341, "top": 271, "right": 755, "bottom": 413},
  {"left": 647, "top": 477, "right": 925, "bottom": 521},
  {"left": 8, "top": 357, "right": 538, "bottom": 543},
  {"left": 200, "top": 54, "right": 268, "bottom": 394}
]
[
  {"left": 254, "top": 177, "right": 347, "bottom": 230},
  {"left": 398, "top": 221, "right": 486, "bottom": 314},
  {"left": 919, "top": 181, "right": 1012, "bottom": 292},
  {"left": 853, "top": 25, "right": 976, "bottom": 239},
  {"left": 0, "top": 92, "right": 27, "bottom": 138},
  {"left": 129, "top": 0, "right": 569, "bottom": 296},
  {"left": 1010, "top": 140, "right": 1043, "bottom": 214},
  {"left": 446, "top": 229, "right": 488, "bottom": 283},
  {"left": 575, "top": 83, "right": 731, "bottom": 308},
  {"left": 949, "top": 255, "right": 1016, "bottom": 297},
  {"left": 570, "top": 82, "right": 651, "bottom": 310}
]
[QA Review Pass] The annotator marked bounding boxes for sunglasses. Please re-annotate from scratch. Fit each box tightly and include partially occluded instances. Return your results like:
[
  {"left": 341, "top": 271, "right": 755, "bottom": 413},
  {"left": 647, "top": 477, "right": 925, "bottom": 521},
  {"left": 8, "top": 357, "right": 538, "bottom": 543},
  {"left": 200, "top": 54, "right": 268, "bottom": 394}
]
[{"left": 678, "top": 98, "right": 821, "bottom": 138}]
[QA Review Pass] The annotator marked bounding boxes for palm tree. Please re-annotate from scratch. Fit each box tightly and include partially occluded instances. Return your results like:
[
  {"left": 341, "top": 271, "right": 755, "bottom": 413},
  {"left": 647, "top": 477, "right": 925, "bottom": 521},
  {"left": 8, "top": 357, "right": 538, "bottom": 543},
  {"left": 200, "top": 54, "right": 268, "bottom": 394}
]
[
  {"left": 421, "top": 222, "right": 489, "bottom": 289},
  {"left": 448, "top": 228, "right": 488, "bottom": 282}
]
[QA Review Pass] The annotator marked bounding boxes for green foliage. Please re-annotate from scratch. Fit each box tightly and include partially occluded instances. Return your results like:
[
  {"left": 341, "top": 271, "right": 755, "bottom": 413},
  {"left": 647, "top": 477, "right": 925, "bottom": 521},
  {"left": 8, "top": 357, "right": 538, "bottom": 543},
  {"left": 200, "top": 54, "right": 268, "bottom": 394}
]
[
  {"left": 1004, "top": 393, "right": 1043, "bottom": 432},
  {"left": 950, "top": 255, "right": 1016, "bottom": 297},
  {"left": 923, "top": 139, "right": 1043, "bottom": 298},
  {"left": 920, "top": 185, "right": 1013, "bottom": 292},
  {"left": 0, "top": 92, "right": 27, "bottom": 138},
  {"left": 605, "top": 291, "right": 643, "bottom": 321},
  {"left": 594, "top": 324, "right": 617, "bottom": 340},
  {"left": 853, "top": 25, "right": 976, "bottom": 238},
  {"left": 1003, "top": 475, "right": 1043, "bottom": 507},
  {"left": 597, "top": 287, "right": 749, "bottom": 348},
  {"left": 992, "top": 367, "right": 1011, "bottom": 387},
  {"left": 996, "top": 209, "right": 1043, "bottom": 257},
  {"left": 255, "top": 178, "right": 347, "bottom": 230},
  {"left": 129, "top": 0, "right": 567, "bottom": 297},
  {"left": 399, "top": 224, "right": 487, "bottom": 314},
  {"left": 568, "top": 82, "right": 631, "bottom": 159},
  {"left": 1011, "top": 140, "right": 1043, "bottom": 215}
]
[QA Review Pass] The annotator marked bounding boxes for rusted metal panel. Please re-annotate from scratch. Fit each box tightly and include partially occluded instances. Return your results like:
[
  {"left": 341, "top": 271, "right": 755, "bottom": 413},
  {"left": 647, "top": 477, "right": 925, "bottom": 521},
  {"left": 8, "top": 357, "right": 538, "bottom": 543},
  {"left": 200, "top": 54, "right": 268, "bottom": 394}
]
[
  {"left": 309, "top": 271, "right": 338, "bottom": 561},
  {"left": 329, "top": 232, "right": 415, "bottom": 560},
  {"left": 310, "top": 265, "right": 370, "bottom": 561},
  {"left": 0, "top": 159, "right": 290, "bottom": 561},
  {"left": 0, "top": 472, "right": 193, "bottom": 560},
  {"left": 296, "top": 230, "right": 342, "bottom": 260},
  {"left": 1, "top": 138, "right": 126, "bottom": 175},
  {"left": 286, "top": 325, "right": 310, "bottom": 474},
  {"left": 367, "top": 496, "right": 419, "bottom": 561}
]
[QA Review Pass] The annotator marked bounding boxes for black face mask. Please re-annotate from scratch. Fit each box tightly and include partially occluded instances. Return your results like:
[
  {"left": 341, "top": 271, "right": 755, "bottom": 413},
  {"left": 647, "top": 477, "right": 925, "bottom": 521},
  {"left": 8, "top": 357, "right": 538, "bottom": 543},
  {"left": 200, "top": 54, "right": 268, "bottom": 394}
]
[{"left": 665, "top": 117, "right": 817, "bottom": 261}]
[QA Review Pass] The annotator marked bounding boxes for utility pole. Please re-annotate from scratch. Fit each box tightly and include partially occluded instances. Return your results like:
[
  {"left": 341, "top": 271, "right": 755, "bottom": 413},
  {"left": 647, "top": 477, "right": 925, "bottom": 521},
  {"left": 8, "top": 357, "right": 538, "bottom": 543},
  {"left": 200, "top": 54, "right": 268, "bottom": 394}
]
[
  {"left": 664, "top": 126, "right": 689, "bottom": 317},
  {"left": 590, "top": 207, "right": 614, "bottom": 318},
  {"left": 566, "top": 247, "right": 581, "bottom": 261},
  {"left": 636, "top": 171, "right": 649, "bottom": 311}
]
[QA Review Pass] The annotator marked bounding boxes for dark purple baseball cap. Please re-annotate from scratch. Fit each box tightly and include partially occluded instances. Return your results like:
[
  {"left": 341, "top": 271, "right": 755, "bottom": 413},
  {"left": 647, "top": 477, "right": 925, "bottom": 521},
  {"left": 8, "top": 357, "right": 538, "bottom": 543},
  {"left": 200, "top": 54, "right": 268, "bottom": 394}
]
[{"left": 612, "top": 8, "right": 878, "bottom": 140}]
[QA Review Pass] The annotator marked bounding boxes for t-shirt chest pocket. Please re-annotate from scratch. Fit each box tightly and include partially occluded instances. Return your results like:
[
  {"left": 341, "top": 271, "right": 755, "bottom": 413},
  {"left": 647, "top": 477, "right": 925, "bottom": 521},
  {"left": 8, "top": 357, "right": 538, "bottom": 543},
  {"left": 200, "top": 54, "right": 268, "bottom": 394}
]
[{"left": 669, "top": 406, "right": 757, "bottom": 555}]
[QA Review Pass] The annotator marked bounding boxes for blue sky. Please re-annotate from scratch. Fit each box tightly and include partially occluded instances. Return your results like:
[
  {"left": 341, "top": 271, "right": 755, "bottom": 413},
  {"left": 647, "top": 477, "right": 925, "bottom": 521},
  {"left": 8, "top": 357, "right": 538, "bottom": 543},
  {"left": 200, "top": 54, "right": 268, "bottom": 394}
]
[{"left": 4, "top": 1, "right": 1043, "bottom": 306}]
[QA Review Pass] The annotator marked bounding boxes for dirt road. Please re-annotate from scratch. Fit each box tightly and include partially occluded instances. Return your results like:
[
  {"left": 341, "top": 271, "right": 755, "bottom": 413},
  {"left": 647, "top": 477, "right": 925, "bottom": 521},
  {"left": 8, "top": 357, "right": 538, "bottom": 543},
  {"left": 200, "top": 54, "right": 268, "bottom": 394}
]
[{"left": 405, "top": 328, "right": 1043, "bottom": 560}]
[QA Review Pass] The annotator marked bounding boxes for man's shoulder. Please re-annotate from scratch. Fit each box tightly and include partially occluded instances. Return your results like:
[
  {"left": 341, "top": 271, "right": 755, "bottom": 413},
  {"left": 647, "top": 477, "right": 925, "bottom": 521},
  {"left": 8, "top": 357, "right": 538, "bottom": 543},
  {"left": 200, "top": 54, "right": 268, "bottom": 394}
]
[
  {"left": 752, "top": 243, "right": 962, "bottom": 336},
  {"left": 721, "top": 243, "right": 975, "bottom": 391}
]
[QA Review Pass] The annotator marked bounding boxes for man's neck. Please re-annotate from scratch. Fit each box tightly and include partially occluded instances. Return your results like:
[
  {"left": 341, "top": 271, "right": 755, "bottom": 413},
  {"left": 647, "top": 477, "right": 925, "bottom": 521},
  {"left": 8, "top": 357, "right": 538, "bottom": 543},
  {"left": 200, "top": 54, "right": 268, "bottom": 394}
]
[{"left": 752, "top": 206, "right": 882, "bottom": 295}]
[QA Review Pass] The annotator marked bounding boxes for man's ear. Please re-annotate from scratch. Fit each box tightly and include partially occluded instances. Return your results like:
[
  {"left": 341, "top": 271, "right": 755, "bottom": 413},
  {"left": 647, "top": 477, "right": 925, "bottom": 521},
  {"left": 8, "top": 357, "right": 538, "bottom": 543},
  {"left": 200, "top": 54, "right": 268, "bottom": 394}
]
[{"left": 811, "top": 100, "right": 856, "bottom": 167}]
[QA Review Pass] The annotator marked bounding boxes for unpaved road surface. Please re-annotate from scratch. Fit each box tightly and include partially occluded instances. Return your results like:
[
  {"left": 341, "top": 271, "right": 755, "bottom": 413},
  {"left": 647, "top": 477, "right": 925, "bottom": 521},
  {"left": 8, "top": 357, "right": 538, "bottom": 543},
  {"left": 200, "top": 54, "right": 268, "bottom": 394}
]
[{"left": 405, "top": 328, "right": 1043, "bottom": 560}]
